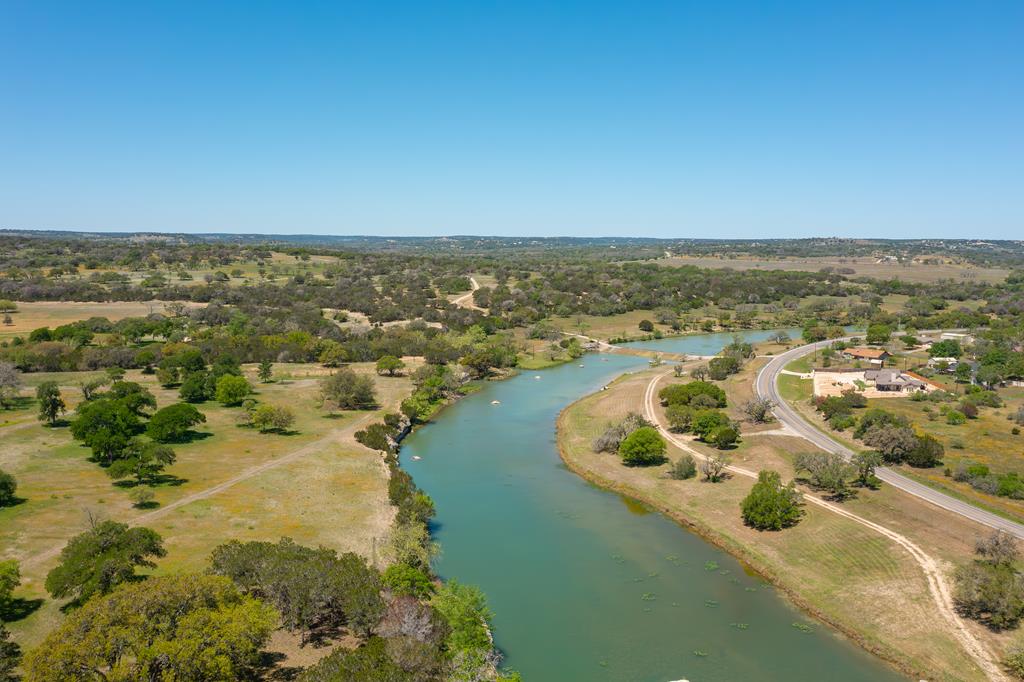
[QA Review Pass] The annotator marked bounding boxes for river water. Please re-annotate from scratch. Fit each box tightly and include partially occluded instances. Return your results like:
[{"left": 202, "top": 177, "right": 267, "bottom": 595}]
[{"left": 401, "top": 331, "right": 904, "bottom": 681}]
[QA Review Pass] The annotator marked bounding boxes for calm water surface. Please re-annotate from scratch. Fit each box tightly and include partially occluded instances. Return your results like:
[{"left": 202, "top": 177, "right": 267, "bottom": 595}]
[{"left": 401, "top": 331, "right": 903, "bottom": 681}]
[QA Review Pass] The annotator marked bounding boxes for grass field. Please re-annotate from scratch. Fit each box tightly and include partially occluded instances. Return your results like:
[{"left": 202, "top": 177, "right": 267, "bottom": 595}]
[
  {"left": 0, "top": 301, "right": 195, "bottom": 339},
  {"left": 656, "top": 254, "right": 1010, "bottom": 284},
  {"left": 558, "top": 366, "right": 1007, "bottom": 682},
  {"left": 0, "top": 360, "right": 415, "bottom": 647}
]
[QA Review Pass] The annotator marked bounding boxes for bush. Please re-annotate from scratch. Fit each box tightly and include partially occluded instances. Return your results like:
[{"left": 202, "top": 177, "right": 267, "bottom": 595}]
[
  {"left": 0, "top": 469, "right": 16, "bottom": 507},
  {"left": 215, "top": 374, "right": 251, "bottom": 406},
  {"left": 707, "top": 356, "right": 740, "bottom": 380},
  {"left": 741, "top": 470, "right": 803, "bottom": 530},
  {"left": 251, "top": 404, "right": 296, "bottom": 433},
  {"left": 592, "top": 412, "right": 650, "bottom": 453},
  {"left": 320, "top": 368, "right": 377, "bottom": 411},
  {"left": 146, "top": 403, "right": 206, "bottom": 442},
  {"left": 691, "top": 410, "right": 733, "bottom": 441},
  {"left": 665, "top": 404, "right": 694, "bottom": 432},
  {"left": 709, "top": 425, "right": 738, "bottom": 449},
  {"left": 658, "top": 381, "right": 727, "bottom": 408},
  {"left": 669, "top": 454, "right": 696, "bottom": 480},
  {"left": 618, "top": 426, "right": 667, "bottom": 466},
  {"left": 382, "top": 563, "right": 434, "bottom": 599},
  {"left": 905, "top": 433, "right": 944, "bottom": 468},
  {"left": 946, "top": 410, "right": 967, "bottom": 425},
  {"left": 959, "top": 401, "right": 979, "bottom": 419}
]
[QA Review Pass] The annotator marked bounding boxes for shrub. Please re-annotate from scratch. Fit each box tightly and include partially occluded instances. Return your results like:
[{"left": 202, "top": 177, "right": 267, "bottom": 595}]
[
  {"left": 658, "top": 381, "right": 726, "bottom": 408},
  {"left": 215, "top": 374, "right": 251, "bottom": 406},
  {"left": 959, "top": 401, "right": 979, "bottom": 419},
  {"left": 691, "top": 410, "right": 733, "bottom": 441},
  {"left": 665, "top": 404, "right": 694, "bottom": 432},
  {"left": 709, "top": 425, "right": 738, "bottom": 449},
  {"left": 592, "top": 412, "right": 650, "bottom": 453},
  {"left": 669, "top": 454, "right": 697, "bottom": 480},
  {"left": 946, "top": 410, "right": 967, "bottom": 425},
  {"left": 618, "top": 426, "right": 667, "bottom": 466},
  {"left": 320, "top": 368, "right": 377, "bottom": 411},
  {"left": 0, "top": 469, "right": 16, "bottom": 507},
  {"left": 741, "top": 470, "right": 803, "bottom": 531}
]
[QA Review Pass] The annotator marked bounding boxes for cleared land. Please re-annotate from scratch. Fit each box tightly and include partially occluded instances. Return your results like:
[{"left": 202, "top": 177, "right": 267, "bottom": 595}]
[
  {"left": 0, "top": 361, "right": 415, "bottom": 646},
  {"left": 558, "top": 362, "right": 1009, "bottom": 682},
  {"left": 0, "top": 301, "right": 194, "bottom": 339},
  {"left": 656, "top": 254, "right": 1010, "bottom": 284}
]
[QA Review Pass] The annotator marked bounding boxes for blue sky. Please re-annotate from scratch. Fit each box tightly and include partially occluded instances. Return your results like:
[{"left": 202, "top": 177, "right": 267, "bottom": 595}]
[{"left": 1, "top": 1, "right": 1021, "bottom": 238}]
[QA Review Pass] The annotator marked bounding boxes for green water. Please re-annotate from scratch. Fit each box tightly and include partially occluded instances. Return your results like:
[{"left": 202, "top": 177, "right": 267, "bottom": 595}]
[{"left": 401, "top": 333, "right": 905, "bottom": 681}]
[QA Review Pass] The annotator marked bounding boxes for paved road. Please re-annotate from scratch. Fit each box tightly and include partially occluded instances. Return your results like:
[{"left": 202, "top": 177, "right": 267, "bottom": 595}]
[{"left": 756, "top": 339, "right": 1024, "bottom": 539}]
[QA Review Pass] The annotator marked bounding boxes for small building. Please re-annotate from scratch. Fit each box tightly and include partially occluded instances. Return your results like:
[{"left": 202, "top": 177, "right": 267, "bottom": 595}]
[
  {"left": 927, "top": 356, "right": 959, "bottom": 371},
  {"left": 940, "top": 332, "right": 974, "bottom": 345},
  {"left": 864, "top": 369, "right": 928, "bottom": 392},
  {"left": 842, "top": 347, "right": 890, "bottom": 365}
]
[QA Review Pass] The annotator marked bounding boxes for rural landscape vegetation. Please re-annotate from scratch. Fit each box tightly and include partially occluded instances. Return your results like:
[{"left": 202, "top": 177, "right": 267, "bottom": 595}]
[{"left": 0, "top": 233, "right": 1022, "bottom": 681}]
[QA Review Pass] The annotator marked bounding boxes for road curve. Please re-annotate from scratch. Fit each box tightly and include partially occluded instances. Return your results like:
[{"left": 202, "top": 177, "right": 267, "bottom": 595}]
[{"left": 756, "top": 340, "right": 1024, "bottom": 539}]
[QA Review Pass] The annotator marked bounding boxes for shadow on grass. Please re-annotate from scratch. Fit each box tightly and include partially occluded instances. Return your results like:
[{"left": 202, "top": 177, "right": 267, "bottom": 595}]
[
  {"left": 258, "top": 651, "right": 302, "bottom": 681},
  {"left": 0, "top": 597, "right": 44, "bottom": 622},
  {"left": 0, "top": 496, "right": 28, "bottom": 509},
  {"left": 112, "top": 474, "right": 188, "bottom": 490}
]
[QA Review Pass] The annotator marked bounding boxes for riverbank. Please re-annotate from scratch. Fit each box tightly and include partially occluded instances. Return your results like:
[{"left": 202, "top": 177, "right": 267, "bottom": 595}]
[{"left": 556, "top": 364, "right": 1006, "bottom": 682}]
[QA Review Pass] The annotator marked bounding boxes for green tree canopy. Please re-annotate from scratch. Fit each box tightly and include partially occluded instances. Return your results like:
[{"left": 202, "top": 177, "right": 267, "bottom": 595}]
[
  {"left": 617, "top": 426, "right": 667, "bottom": 466},
  {"left": 215, "top": 374, "right": 251, "bottom": 406},
  {"left": 24, "top": 574, "right": 277, "bottom": 682},
  {"left": 69, "top": 399, "right": 143, "bottom": 463},
  {"left": 741, "top": 470, "right": 803, "bottom": 531},
  {"left": 146, "top": 402, "right": 206, "bottom": 442},
  {"left": 45, "top": 520, "right": 166, "bottom": 603},
  {"left": 36, "top": 381, "right": 66, "bottom": 426}
]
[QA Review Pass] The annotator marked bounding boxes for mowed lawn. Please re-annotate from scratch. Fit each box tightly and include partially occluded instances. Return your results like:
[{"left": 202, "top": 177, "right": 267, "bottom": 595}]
[
  {"left": 0, "top": 361, "right": 415, "bottom": 646},
  {"left": 558, "top": 368, "right": 1002, "bottom": 682}
]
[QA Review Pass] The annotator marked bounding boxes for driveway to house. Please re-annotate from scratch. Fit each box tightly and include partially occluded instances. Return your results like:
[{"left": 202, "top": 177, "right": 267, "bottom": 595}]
[{"left": 756, "top": 338, "right": 1024, "bottom": 539}]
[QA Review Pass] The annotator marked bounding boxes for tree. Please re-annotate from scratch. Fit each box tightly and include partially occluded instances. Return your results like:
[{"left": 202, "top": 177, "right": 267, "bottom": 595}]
[
  {"left": 0, "top": 625, "right": 20, "bottom": 682},
  {"left": 211, "top": 538, "right": 384, "bottom": 638},
  {"left": 147, "top": 402, "right": 206, "bottom": 442},
  {"left": 36, "top": 381, "right": 66, "bottom": 426},
  {"left": 865, "top": 324, "right": 892, "bottom": 345},
  {"left": 106, "top": 440, "right": 176, "bottom": 485},
  {"left": 665, "top": 404, "right": 694, "bottom": 432},
  {"left": 794, "top": 451, "right": 854, "bottom": 499},
  {"left": 741, "top": 397, "right": 775, "bottom": 423},
  {"left": 929, "top": 339, "right": 963, "bottom": 358},
  {"left": 70, "top": 399, "right": 142, "bottom": 463},
  {"left": 853, "top": 451, "right": 883, "bottom": 487},
  {"left": 710, "top": 425, "right": 739, "bottom": 449},
  {"left": 905, "top": 433, "right": 944, "bottom": 468},
  {"left": 741, "top": 470, "right": 803, "bottom": 530},
  {"left": 658, "top": 381, "right": 726, "bottom": 408},
  {"left": 691, "top": 410, "right": 732, "bottom": 441},
  {"left": 129, "top": 487, "right": 156, "bottom": 508},
  {"left": 954, "top": 530, "right": 1024, "bottom": 630},
  {"left": 24, "top": 574, "right": 277, "bottom": 682},
  {"left": 376, "top": 355, "right": 406, "bottom": 376},
  {"left": 430, "top": 580, "right": 493, "bottom": 653},
  {"left": 45, "top": 520, "right": 166, "bottom": 603},
  {"left": 106, "top": 381, "right": 157, "bottom": 416},
  {"left": 179, "top": 371, "right": 214, "bottom": 402},
  {"left": 0, "top": 470, "right": 17, "bottom": 507},
  {"left": 700, "top": 453, "right": 729, "bottom": 482},
  {"left": 319, "top": 341, "right": 349, "bottom": 368},
  {"left": 669, "top": 454, "right": 697, "bottom": 480},
  {"left": 251, "top": 404, "right": 296, "bottom": 433},
  {"left": 708, "top": 356, "right": 740, "bottom": 380},
  {"left": 320, "top": 368, "right": 377, "bottom": 411},
  {"left": 638, "top": 319, "right": 654, "bottom": 332},
  {"left": 382, "top": 563, "right": 435, "bottom": 599},
  {"left": 0, "top": 560, "right": 19, "bottom": 606},
  {"left": 215, "top": 374, "right": 251, "bottom": 406},
  {"left": 257, "top": 360, "right": 274, "bottom": 383},
  {"left": 861, "top": 424, "right": 919, "bottom": 463},
  {"left": 0, "top": 362, "right": 21, "bottom": 410},
  {"left": 617, "top": 426, "right": 666, "bottom": 466}
]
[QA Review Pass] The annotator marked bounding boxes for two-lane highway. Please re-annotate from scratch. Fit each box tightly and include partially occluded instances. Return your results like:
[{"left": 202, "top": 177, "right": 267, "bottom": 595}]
[{"left": 756, "top": 340, "right": 1024, "bottom": 539}]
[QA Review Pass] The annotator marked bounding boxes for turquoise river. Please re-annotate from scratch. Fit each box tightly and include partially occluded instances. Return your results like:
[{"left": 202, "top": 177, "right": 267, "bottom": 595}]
[{"left": 401, "top": 331, "right": 904, "bottom": 681}]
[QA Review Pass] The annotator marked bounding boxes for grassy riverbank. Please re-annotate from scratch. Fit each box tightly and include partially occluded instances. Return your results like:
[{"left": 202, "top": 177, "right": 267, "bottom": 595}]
[{"left": 556, "top": 362, "right": 1009, "bottom": 682}]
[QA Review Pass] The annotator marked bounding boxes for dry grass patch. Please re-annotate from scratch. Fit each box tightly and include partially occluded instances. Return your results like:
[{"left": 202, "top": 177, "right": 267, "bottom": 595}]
[
  {"left": 0, "top": 361, "right": 411, "bottom": 646},
  {"left": 559, "top": 368, "right": 999, "bottom": 682}
]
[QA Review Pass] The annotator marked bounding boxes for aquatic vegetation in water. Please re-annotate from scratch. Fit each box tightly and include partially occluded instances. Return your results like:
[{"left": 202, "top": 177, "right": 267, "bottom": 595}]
[
  {"left": 693, "top": 650, "right": 709, "bottom": 657},
  {"left": 641, "top": 592, "right": 656, "bottom": 601},
  {"left": 704, "top": 561, "right": 719, "bottom": 571},
  {"left": 792, "top": 622, "right": 814, "bottom": 633},
  {"left": 704, "top": 600, "right": 719, "bottom": 608},
  {"left": 730, "top": 622, "right": 749, "bottom": 630},
  {"left": 648, "top": 571, "right": 659, "bottom": 578}
]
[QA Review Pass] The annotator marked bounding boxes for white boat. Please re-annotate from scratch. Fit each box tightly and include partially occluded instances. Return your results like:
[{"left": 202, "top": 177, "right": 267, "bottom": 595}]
[
  {"left": 411, "top": 455, "right": 422, "bottom": 461},
  {"left": 491, "top": 400, "right": 501, "bottom": 405}
]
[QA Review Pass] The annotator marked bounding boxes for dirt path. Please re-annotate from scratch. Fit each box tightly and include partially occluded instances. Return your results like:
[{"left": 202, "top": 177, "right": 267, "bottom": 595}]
[
  {"left": 19, "top": 410, "right": 377, "bottom": 570},
  {"left": 643, "top": 371, "right": 1007, "bottom": 682},
  {"left": 451, "top": 276, "right": 481, "bottom": 309}
]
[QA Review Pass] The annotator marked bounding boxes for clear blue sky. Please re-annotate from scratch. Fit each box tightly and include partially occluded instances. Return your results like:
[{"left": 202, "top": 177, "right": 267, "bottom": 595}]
[{"left": 1, "top": 1, "right": 1021, "bottom": 238}]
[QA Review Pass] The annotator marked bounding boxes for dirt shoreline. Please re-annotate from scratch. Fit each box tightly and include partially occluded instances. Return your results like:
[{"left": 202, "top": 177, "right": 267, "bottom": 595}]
[{"left": 554, "top": 396, "right": 924, "bottom": 682}]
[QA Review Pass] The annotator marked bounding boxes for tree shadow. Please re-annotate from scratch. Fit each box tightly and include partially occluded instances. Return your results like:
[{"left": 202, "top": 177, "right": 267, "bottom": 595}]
[
  {"left": 0, "top": 495, "right": 28, "bottom": 509},
  {"left": 43, "top": 417, "right": 71, "bottom": 428},
  {"left": 257, "top": 652, "right": 302, "bottom": 681},
  {"left": 0, "top": 597, "right": 44, "bottom": 622}
]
